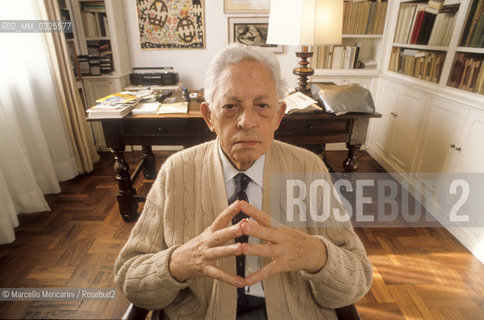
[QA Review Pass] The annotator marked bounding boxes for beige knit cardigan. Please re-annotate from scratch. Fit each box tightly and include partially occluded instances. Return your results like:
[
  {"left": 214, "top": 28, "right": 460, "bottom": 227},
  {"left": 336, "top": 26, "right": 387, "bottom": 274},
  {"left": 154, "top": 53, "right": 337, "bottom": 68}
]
[{"left": 114, "top": 140, "right": 372, "bottom": 320}]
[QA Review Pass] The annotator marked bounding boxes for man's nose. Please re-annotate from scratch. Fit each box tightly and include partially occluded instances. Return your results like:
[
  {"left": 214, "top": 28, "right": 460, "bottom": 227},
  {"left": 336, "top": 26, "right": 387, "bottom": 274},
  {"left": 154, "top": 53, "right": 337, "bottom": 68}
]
[{"left": 237, "top": 106, "right": 258, "bottom": 130}]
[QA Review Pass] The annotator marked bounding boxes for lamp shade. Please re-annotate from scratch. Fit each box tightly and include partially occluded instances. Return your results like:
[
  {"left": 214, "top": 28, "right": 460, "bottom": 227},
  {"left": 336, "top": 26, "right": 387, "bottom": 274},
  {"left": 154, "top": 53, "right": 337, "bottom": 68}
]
[{"left": 267, "top": 0, "right": 343, "bottom": 46}]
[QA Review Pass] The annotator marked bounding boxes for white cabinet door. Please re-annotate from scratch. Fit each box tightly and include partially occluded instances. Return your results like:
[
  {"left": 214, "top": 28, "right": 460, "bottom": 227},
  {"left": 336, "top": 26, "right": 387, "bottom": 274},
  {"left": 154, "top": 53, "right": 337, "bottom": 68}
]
[
  {"left": 448, "top": 110, "right": 484, "bottom": 174},
  {"left": 415, "top": 98, "right": 469, "bottom": 174},
  {"left": 444, "top": 110, "right": 484, "bottom": 248},
  {"left": 386, "top": 87, "right": 426, "bottom": 172},
  {"left": 370, "top": 80, "right": 399, "bottom": 157}
]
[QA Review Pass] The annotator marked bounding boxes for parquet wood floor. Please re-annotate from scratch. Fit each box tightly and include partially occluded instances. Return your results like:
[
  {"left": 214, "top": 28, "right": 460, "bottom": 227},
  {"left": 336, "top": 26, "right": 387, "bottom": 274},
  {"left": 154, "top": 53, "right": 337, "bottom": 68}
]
[{"left": 0, "top": 150, "right": 482, "bottom": 319}]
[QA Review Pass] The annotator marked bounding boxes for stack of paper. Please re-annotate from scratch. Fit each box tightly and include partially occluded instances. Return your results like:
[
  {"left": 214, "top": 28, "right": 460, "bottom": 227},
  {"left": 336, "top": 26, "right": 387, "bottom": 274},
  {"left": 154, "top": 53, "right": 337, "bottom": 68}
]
[
  {"left": 157, "top": 102, "right": 188, "bottom": 114},
  {"left": 87, "top": 92, "right": 141, "bottom": 118},
  {"left": 131, "top": 102, "right": 161, "bottom": 115},
  {"left": 86, "top": 103, "right": 138, "bottom": 118}
]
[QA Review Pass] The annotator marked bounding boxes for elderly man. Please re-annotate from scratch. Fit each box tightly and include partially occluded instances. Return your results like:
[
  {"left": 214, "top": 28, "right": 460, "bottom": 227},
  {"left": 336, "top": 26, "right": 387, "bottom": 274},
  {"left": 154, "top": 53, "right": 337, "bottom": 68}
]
[{"left": 115, "top": 43, "right": 372, "bottom": 320}]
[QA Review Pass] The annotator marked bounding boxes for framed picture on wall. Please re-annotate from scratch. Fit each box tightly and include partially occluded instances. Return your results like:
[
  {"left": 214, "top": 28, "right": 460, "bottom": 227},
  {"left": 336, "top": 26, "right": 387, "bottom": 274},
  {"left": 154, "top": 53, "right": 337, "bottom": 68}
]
[
  {"left": 224, "top": 0, "right": 270, "bottom": 13},
  {"left": 135, "top": 0, "right": 205, "bottom": 49},
  {"left": 228, "top": 17, "right": 284, "bottom": 54}
]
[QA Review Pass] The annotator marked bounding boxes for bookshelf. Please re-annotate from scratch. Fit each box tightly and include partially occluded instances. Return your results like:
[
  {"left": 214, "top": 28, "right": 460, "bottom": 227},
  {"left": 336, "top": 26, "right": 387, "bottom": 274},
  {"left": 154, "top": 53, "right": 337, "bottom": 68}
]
[
  {"left": 386, "top": 0, "right": 483, "bottom": 96},
  {"left": 312, "top": 0, "right": 388, "bottom": 73},
  {"left": 58, "top": 0, "right": 82, "bottom": 79},
  {"left": 447, "top": 0, "right": 484, "bottom": 94}
]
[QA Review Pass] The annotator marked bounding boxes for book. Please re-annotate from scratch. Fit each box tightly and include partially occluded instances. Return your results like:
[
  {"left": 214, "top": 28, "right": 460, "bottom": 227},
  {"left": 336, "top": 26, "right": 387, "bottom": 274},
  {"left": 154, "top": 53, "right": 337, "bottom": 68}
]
[
  {"left": 341, "top": 46, "right": 352, "bottom": 69},
  {"left": 462, "top": 0, "right": 482, "bottom": 46},
  {"left": 476, "top": 63, "right": 484, "bottom": 93},
  {"left": 96, "top": 92, "right": 139, "bottom": 105},
  {"left": 332, "top": 46, "right": 344, "bottom": 69},
  {"left": 284, "top": 91, "right": 321, "bottom": 114},
  {"left": 360, "top": 57, "right": 377, "bottom": 69},
  {"left": 416, "top": 11, "right": 437, "bottom": 45},
  {"left": 410, "top": 10, "right": 425, "bottom": 44},
  {"left": 428, "top": 0, "right": 444, "bottom": 10},
  {"left": 86, "top": 103, "right": 137, "bottom": 118},
  {"left": 468, "top": 8, "right": 484, "bottom": 47}
]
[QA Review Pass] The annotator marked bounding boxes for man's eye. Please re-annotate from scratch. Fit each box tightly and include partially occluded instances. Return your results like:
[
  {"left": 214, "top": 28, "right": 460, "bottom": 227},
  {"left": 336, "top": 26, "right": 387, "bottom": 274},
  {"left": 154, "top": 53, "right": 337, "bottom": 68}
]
[
  {"left": 222, "top": 104, "right": 236, "bottom": 110},
  {"left": 257, "top": 104, "right": 269, "bottom": 109}
]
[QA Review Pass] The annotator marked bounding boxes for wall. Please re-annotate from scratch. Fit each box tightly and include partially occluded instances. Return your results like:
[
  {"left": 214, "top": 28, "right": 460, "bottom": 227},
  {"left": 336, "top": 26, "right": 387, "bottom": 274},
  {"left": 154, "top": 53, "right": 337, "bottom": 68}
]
[{"left": 122, "top": 0, "right": 300, "bottom": 92}]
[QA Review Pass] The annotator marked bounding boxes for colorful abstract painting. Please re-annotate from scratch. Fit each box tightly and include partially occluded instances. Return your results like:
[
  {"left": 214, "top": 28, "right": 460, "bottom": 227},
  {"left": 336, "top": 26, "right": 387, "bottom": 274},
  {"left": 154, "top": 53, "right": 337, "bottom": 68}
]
[{"left": 136, "top": 0, "right": 205, "bottom": 49}]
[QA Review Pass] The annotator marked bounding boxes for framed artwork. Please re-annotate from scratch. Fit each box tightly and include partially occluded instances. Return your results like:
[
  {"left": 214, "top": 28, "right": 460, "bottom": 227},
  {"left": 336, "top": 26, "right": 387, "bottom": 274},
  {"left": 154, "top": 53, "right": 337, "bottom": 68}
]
[
  {"left": 224, "top": 0, "right": 270, "bottom": 13},
  {"left": 135, "top": 0, "right": 205, "bottom": 49},
  {"left": 228, "top": 17, "right": 283, "bottom": 54}
]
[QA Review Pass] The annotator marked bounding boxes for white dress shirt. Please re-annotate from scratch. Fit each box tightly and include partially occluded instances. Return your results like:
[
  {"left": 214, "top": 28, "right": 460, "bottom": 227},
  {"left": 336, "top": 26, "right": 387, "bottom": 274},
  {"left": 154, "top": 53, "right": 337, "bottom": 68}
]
[{"left": 218, "top": 143, "right": 265, "bottom": 298}]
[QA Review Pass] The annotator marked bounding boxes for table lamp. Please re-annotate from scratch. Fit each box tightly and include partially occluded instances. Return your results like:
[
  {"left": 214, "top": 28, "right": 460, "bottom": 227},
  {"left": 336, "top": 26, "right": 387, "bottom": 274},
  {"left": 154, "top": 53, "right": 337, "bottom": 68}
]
[{"left": 267, "top": 0, "right": 343, "bottom": 95}]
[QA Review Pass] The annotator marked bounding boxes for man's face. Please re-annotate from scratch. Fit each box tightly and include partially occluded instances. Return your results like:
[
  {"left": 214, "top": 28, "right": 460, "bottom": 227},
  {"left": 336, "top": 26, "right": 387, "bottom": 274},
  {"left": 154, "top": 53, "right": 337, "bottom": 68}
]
[{"left": 201, "top": 60, "right": 286, "bottom": 171}]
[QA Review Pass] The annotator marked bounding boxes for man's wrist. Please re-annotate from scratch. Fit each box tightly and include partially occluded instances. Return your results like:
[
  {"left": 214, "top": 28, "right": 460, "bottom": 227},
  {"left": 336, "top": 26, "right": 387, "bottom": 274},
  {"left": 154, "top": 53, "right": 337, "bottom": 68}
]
[
  {"left": 304, "top": 238, "right": 327, "bottom": 274},
  {"left": 169, "top": 247, "right": 189, "bottom": 282}
]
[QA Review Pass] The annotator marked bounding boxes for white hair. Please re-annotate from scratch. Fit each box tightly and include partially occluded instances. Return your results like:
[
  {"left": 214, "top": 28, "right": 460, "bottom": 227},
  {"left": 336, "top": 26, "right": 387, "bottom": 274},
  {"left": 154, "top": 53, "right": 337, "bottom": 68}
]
[{"left": 203, "top": 43, "right": 287, "bottom": 107}]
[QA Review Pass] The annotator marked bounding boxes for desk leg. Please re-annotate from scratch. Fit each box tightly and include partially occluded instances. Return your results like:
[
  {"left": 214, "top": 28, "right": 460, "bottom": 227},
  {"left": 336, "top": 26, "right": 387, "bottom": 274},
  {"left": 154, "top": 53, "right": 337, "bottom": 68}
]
[
  {"left": 344, "top": 117, "right": 369, "bottom": 172},
  {"left": 343, "top": 143, "right": 360, "bottom": 172},
  {"left": 141, "top": 145, "right": 156, "bottom": 179},
  {"left": 112, "top": 148, "right": 138, "bottom": 222}
]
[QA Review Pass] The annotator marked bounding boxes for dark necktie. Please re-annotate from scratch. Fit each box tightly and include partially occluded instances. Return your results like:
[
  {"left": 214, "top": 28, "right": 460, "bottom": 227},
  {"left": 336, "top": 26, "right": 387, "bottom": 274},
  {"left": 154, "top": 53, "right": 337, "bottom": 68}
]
[{"left": 228, "top": 173, "right": 250, "bottom": 310}]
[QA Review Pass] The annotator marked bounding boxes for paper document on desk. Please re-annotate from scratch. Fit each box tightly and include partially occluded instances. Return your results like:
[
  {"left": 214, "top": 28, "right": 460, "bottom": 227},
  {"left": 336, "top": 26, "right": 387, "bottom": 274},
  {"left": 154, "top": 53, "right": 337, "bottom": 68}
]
[
  {"left": 158, "top": 101, "right": 188, "bottom": 114},
  {"left": 284, "top": 91, "right": 322, "bottom": 114},
  {"left": 132, "top": 102, "right": 161, "bottom": 115}
]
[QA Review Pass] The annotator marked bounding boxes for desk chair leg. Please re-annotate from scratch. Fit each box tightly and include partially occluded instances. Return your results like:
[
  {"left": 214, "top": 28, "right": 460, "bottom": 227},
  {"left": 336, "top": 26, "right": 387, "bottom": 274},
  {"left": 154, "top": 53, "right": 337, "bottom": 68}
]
[
  {"left": 335, "top": 303, "right": 361, "bottom": 320},
  {"left": 124, "top": 303, "right": 150, "bottom": 320}
]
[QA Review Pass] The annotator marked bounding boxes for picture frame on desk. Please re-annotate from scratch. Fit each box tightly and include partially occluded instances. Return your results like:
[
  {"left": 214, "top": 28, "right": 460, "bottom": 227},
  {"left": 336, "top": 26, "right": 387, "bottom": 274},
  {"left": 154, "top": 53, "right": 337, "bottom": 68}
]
[
  {"left": 224, "top": 0, "right": 270, "bottom": 13},
  {"left": 228, "top": 17, "right": 284, "bottom": 54}
]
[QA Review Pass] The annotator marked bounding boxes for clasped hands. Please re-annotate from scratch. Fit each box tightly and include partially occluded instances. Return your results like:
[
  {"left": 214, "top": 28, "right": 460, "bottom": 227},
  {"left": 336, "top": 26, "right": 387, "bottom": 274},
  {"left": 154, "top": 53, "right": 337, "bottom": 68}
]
[{"left": 169, "top": 200, "right": 327, "bottom": 288}]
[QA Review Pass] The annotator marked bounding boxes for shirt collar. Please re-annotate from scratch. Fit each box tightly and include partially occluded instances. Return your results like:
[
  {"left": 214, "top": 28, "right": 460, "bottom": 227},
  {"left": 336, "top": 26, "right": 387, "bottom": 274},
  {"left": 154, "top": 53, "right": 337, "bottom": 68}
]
[{"left": 218, "top": 141, "right": 264, "bottom": 188}]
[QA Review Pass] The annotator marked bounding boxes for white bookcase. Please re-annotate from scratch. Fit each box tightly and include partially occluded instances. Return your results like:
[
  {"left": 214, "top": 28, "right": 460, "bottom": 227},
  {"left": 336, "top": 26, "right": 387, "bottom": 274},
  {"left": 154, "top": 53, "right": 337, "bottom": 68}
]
[
  {"left": 311, "top": 0, "right": 390, "bottom": 97},
  {"left": 384, "top": 0, "right": 483, "bottom": 97},
  {"left": 67, "top": 0, "right": 131, "bottom": 150},
  {"left": 366, "top": 0, "right": 484, "bottom": 263}
]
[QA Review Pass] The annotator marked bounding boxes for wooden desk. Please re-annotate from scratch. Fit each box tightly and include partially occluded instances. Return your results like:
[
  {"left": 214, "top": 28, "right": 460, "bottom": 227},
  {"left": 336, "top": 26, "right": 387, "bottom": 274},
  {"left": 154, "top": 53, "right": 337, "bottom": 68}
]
[{"left": 92, "top": 102, "right": 381, "bottom": 221}]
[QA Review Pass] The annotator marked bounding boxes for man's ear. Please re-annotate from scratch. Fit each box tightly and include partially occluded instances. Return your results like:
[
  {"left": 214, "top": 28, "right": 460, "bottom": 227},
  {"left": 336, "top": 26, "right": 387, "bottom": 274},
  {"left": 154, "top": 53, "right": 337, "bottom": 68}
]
[
  {"left": 274, "top": 101, "right": 286, "bottom": 130},
  {"left": 200, "top": 102, "right": 215, "bottom": 132}
]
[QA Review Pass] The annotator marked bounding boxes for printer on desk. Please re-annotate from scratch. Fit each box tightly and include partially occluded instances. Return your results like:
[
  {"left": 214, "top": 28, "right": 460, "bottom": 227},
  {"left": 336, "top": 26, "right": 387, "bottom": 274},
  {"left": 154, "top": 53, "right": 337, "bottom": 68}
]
[{"left": 129, "top": 67, "right": 179, "bottom": 86}]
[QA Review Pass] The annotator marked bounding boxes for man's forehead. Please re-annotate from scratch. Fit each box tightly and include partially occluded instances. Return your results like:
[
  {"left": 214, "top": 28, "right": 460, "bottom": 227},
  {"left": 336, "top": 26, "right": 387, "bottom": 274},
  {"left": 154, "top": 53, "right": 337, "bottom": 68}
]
[{"left": 215, "top": 63, "right": 276, "bottom": 96}]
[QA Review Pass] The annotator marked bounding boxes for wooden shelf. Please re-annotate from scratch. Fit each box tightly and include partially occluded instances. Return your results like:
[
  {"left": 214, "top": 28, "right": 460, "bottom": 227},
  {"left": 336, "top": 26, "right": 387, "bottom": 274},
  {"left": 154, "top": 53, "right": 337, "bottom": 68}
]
[
  {"left": 455, "top": 47, "right": 484, "bottom": 54},
  {"left": 343, "top": 34, "right": 384, "bottom": 39},
  {"left": 392, "top": 43, "right": 448, "bottom": 52},
  {"left": 313, "top": 69, "right": 379, "bottom": 77}
]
